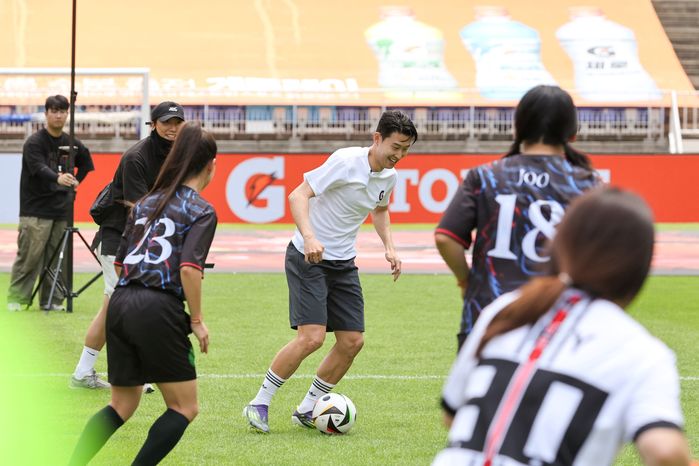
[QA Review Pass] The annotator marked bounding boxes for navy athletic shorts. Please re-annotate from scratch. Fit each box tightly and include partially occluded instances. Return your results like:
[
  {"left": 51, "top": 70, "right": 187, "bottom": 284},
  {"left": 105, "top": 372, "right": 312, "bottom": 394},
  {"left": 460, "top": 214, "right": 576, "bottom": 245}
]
[
  {"left": 106, "top": 284, "right": 196, "bottom": 386},
  {"left": 285, "top": 242, "right": 364, "bottom": 332}
]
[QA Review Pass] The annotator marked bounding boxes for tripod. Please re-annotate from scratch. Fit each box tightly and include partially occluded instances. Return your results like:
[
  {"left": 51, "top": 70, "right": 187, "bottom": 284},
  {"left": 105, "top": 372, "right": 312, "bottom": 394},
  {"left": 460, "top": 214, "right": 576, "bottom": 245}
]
[
  {"left": 31, "top": 222, "right": 103, "bottom": 313},
  {"left": 30, "top": 0, "right": 100, "bottom": 313}
]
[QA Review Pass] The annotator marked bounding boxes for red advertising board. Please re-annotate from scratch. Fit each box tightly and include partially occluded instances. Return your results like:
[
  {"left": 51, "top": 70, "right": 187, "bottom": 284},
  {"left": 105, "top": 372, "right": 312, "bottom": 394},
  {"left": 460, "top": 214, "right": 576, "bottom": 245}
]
[{"left": 74, "top": 153, "right": 699, "bottom": 223}]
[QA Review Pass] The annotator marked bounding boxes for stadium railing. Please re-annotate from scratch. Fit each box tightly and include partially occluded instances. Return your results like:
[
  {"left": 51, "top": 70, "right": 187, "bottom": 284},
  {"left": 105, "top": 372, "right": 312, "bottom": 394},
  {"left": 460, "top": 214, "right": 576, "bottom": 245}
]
[
  {"left": 0, "top": 100, "right": 695, "bottom": 150},
  {"left": 0, "top": 106, "right": 672, "bottom": 141}
]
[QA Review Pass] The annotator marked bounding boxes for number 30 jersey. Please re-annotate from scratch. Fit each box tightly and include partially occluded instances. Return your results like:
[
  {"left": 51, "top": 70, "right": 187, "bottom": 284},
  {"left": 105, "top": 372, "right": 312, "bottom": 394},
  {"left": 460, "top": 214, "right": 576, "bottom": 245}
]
[
  {"left": 435, "top": 291, "right": 684, "bottom": 466},
  {"left": 115, "top": 185, "right": 218, "bottom": 300},
  {"left": 436, "top": 154, "right": 600, "bottom": 335}
]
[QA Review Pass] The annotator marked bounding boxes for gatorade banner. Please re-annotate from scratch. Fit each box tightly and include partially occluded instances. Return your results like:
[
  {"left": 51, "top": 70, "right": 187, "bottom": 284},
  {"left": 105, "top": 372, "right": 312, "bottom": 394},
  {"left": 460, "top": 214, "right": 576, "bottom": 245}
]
[
  {"left": 0, "top": 0, "right": 695, "bottom": 106},
  {"left": 62, "top": 153, "right": 699, "bottom": 223}
]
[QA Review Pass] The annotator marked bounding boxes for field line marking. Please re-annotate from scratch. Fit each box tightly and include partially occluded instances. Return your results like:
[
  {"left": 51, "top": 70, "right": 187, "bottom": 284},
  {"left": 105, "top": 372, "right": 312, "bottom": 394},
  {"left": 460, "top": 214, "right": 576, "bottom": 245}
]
[{"left": 2, "top": 373, "right": 699, "bottom": 381}]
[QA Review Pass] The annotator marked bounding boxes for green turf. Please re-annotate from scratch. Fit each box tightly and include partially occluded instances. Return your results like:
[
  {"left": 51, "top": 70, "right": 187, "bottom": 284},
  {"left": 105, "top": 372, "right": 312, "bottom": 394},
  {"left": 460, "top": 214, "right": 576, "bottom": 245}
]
[{"left": 0, "top": 273, "right": 696, "bottom": 465}]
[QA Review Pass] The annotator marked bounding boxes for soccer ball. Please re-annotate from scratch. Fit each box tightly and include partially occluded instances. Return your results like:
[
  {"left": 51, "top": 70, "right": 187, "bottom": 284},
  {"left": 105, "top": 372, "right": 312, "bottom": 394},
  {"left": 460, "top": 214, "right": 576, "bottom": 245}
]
[{"left": 312, "top": 393, "right": 356, "bottom": 434}]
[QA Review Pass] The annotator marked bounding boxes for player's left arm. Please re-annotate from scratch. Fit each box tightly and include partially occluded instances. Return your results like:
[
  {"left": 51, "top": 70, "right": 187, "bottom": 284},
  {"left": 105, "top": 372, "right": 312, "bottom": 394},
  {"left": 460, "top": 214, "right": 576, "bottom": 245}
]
[
  {"left": 181, "top": 265, "right": 208, "bottom": 354},
  {"left": 180, "top": 210, "right": 217, "bottom": 354},
  {"left": 371, "top": 205, "right": 401, "bottom": 281}
]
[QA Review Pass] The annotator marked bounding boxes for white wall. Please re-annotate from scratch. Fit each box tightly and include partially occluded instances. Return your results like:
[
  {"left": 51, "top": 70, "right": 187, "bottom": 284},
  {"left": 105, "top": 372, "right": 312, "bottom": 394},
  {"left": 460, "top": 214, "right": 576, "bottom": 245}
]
[{"left": 0, "top": 154, "right": 21, "bottom": 223}]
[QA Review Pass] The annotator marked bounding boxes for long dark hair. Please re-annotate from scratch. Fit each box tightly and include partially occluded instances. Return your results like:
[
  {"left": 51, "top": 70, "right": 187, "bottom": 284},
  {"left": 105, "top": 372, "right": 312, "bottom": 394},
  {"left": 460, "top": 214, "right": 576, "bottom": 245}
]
[
  {"left": 476, "top": 187, "right": 654, "bottom": 356},
  {"left": 504, "top": 85, "right": 592, "bottom": 170},
  {"left": 144, "top": 122, "right": 217, "bottom": 227}
]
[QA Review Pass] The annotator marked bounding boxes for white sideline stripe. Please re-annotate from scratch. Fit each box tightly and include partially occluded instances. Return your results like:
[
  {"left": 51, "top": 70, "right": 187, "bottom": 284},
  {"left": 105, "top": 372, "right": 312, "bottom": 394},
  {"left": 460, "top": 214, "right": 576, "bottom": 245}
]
[{"left": 2, "top": 373, "right": 699, "bottom": 381}]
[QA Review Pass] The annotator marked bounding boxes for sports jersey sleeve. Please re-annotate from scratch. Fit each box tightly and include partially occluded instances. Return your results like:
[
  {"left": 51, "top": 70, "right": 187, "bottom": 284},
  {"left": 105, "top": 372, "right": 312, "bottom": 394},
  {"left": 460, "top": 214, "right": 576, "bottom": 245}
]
[
  {"left": 303, "top": 154, "right": 349, "bottom": 197},
  {"left": 180, "top": 209, "right": 218, "bottom": 271},
  {"left": 441, "top": 291, "right": 520, "bottom": 414},
  {"left": 435, "top": 168, "right": 480, "bottom": 249},
  {"left": 624, "top": 344, "right": 684, "bottom": 442},
  {"left": 378, "top": 177, "right": 396, "bottom": 208}
]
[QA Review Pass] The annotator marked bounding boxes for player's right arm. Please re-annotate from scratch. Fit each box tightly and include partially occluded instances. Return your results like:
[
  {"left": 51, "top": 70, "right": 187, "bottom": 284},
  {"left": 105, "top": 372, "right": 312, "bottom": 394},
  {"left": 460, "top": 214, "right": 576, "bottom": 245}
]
[
  {"left": 435, "top": 234, "right": 470, "bottom": 299},
  {"left": 435, "top": 169, "right": 479, "bottom": 298},
  {"left": 288, "top": 180, "right": 323, "bottom": 263}
]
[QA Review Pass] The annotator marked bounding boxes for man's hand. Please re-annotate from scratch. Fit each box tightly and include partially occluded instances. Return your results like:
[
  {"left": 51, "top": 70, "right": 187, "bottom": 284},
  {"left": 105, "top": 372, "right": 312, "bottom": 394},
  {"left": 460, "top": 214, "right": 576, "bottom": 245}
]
[
  {"left": 385, "top": 249, "right": 402, "bottom": 281},
  {"left": 304, "top": 236, "right": 325, "bottom": 264},
  {"left": 57, "top": 172, "right": 78, "bottom": 187}
]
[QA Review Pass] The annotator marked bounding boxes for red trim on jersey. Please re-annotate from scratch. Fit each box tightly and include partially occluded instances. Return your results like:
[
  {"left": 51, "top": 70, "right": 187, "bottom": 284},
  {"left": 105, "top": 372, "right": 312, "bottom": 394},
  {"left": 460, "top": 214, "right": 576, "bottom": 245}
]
[
  {"left": 435, "top": 228, "right": 471, "bottom": 249},
  {"left": 114, "top": 261, "right": 123, "bottom": 266},
  {"left": 180, "top": 262, "right": 203, "bottom": 271},
  {"left": 483, "top": 294, "right": 582, "bottom": 466}
]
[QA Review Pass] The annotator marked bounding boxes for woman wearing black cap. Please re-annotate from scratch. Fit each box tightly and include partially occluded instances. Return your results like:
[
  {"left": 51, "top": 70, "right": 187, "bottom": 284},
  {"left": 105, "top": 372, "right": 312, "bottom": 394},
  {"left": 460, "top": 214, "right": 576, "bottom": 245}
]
[{"left": 69, "top": 101, "right": 185, "bottom": 391}]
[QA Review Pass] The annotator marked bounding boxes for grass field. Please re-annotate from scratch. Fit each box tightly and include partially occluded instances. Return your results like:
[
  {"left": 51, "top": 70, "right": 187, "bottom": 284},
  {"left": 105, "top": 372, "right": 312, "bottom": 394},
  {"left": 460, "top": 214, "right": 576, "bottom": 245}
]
[{"left": 0, "top": 272, "right": 697, "bottom": 465}]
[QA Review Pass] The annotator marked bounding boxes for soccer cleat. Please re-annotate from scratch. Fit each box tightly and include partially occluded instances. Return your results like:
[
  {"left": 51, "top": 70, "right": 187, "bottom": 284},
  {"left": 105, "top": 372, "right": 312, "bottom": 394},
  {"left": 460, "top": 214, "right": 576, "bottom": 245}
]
[
  {"left": 243, "top": 404, "right": 270, "bottom": 433},
  {"left": 291, "top": 407, "right": 315, "bottom": 429},
  {"left": 70, "top": 370, "right": 110, "bottom": 389},
  {"left": 143, "top": 383, "right": 155, "bottom": 394},
  {"left": 7, "top": 302, "right": 21, "bottom": 312}
]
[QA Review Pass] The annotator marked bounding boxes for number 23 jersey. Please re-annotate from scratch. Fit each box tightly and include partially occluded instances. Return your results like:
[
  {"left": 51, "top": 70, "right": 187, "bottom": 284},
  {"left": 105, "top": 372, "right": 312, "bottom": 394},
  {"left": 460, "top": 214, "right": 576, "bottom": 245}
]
[
  {"left": 436, "top": 154, "right": 600, "bottom": 334},
  {"left": 115, "top": 185, "right": 218, "bottom": 300}
]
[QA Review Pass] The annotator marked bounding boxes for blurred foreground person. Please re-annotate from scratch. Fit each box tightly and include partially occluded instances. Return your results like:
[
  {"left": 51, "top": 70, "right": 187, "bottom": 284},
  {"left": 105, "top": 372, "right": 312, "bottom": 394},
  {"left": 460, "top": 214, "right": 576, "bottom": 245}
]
[{"left": 434, "top": 187, "right": 691, "bottom": 466}]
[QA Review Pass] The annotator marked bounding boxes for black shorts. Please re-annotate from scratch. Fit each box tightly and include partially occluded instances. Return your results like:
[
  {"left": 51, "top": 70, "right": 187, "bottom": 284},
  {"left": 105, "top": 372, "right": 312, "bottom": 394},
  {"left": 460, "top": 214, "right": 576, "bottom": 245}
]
[
  {"left": 106, "top": 284, "right": 195, "bottom": 386},
  {"left": 285, "top": 242, "right": 364, "bottom": 332}
]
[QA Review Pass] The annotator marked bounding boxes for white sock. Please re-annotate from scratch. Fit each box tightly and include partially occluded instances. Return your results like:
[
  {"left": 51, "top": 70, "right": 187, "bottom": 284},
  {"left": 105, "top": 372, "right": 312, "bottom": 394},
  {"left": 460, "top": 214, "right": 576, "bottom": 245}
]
[
  {"left": 298, "top": 376, "right": 335, "bottom": 413},
  {"left": 251, "top": 369, "right": 286, "bottom": 406},
  {"left": 74, "top": 346, "right": 99, "bottom": 379}
]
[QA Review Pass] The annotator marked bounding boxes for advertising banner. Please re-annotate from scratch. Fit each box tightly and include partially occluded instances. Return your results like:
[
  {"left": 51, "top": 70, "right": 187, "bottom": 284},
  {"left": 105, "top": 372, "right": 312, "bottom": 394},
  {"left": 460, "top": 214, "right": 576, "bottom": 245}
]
[
  {"left": 0, "top": 0, "right": 695, "bottom": 106},
  {"left": 68, "top": 153, "right": 699, "bottom": 224}
]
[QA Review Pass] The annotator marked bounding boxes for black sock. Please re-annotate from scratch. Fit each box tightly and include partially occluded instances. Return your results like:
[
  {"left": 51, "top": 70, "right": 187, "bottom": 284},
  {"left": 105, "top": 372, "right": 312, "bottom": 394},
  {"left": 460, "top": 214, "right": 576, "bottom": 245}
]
[
  {"left": 69, "top": 405, "right": 124, "bottom": 466},
  {"left": 131, "top": 409, "right": 190, "bottom": 466}
]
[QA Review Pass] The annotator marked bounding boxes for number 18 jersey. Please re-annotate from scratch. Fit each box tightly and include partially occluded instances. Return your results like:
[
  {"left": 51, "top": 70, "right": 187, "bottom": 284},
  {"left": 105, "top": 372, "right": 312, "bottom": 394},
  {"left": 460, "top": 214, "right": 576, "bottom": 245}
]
[
  {"left": 115, "top": 185, "right": 218, "bottom": 300},
  {"left": 436, "top": 155, "right": 600, "bottom": 336}
]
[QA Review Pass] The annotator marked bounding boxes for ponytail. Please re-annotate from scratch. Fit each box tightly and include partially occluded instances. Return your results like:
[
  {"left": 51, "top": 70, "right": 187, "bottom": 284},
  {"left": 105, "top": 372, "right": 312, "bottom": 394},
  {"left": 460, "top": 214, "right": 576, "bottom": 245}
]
[
  {"left": 476, "top": 276, "right": 567, "bottom": 357},
  {"left": 504, "top": 139, "right": 521, "bottom": 158},
  {"left": 563, "top": 142, "right": 592, "bottom": 170}
]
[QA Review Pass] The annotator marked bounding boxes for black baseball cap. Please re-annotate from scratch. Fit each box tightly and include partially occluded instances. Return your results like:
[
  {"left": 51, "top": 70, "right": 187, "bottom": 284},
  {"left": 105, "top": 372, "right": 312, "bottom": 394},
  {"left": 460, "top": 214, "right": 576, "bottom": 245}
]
[{"left": 150, "top": 101, "right": 185, "bottom": 123}]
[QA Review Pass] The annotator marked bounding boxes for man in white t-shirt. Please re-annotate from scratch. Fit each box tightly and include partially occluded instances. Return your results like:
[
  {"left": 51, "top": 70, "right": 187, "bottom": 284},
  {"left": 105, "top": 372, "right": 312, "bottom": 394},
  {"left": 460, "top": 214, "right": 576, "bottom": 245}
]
[{"left": 243, "top": 110, "right": 418, "bottom": 433}]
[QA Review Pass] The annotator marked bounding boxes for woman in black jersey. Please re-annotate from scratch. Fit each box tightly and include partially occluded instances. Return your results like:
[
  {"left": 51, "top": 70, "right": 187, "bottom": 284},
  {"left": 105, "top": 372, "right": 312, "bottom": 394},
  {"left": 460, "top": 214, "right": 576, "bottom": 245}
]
[
  {"left": 69, "top": 123, "right": 218, "bottom": 466},
  {"left": 435, "top": 85, "right": 601, "bottom": 351}
]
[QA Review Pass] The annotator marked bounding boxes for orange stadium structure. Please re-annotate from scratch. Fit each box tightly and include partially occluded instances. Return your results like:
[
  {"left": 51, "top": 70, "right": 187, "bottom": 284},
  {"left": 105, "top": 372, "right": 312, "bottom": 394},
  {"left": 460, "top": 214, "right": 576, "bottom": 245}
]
[{"left": 0, "top": 0, "right": 696, "bottom": 107}]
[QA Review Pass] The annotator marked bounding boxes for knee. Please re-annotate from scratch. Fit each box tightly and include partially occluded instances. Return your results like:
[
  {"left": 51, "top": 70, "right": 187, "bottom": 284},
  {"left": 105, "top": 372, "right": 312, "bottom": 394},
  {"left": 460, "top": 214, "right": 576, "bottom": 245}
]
[
  {"left": 339, "top": 334, "right": 364, "bottom": 356},
  {"left": 179, "top": 403, "right": 199, "bottom": 422},
  {"left": 296, "top": 332, "right": 325, "bottom": 354},
  {"left": 110, "top": 402, "right": 136, "bottom": 422}
]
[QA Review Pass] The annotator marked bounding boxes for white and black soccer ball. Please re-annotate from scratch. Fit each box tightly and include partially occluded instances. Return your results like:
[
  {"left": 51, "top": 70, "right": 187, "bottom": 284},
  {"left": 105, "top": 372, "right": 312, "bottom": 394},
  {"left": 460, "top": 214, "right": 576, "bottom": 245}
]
[{"left": 312, "top": 393, "right": 356, "bottom": 434}]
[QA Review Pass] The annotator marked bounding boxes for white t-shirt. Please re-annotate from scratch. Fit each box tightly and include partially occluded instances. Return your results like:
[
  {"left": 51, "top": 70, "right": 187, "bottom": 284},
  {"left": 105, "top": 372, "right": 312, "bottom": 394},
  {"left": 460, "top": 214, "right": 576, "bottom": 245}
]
[
  {"left": 434, "top": 290, "right": 684, "bottom": 466},
  {"left": 291, "top": 146, "right": 396, "bottom": 260}
]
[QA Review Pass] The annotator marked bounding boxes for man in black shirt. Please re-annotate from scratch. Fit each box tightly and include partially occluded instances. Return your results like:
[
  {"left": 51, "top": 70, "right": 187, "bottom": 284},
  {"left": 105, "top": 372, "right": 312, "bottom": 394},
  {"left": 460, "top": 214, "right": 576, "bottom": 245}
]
[
  {"left": 70, "top": 101, "right": 185, "bottom": 390},
  {"left": 7, "top": 95, "right": 94, "bottom": 312}
]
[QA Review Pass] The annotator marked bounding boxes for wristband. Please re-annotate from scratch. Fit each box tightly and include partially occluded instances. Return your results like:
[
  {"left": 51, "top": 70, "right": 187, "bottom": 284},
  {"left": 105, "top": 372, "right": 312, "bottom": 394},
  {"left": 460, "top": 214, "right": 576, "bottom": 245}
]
[{"left": 190, "top": 316, "right": 203, "bottom": 324}]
